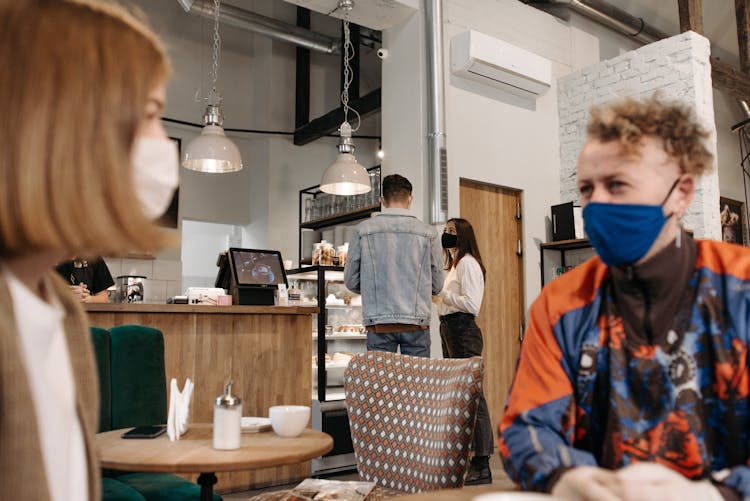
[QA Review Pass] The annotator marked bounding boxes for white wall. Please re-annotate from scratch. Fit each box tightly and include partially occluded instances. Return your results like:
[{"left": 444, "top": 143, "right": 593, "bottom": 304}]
[{"left": 443, "top": 1, "right": 572, "bottom": 308}]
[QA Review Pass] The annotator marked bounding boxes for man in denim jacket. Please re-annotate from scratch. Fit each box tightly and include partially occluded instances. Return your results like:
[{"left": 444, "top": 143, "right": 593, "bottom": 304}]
[{"left": 344, "top": 174, "right": 443, "bottom": 356}]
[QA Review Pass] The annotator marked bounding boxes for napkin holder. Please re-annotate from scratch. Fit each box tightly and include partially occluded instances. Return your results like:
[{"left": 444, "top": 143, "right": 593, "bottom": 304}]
[{"left": 167, "top": 377, "right": 193, "bottom": 441}]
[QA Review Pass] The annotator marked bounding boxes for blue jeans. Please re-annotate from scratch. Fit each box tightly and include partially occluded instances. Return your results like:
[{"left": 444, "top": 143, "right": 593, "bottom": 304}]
[{"left": 366, "top": 328, "right": 431, "bottom": 357}]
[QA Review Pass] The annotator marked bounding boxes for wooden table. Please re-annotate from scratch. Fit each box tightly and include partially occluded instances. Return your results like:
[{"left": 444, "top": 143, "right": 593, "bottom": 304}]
[
  {"left": 96, "top": 424, "right": 333, "bottom": 501},
  {"left": 390, "top": 485, "right": 517, "bottom": 500}
]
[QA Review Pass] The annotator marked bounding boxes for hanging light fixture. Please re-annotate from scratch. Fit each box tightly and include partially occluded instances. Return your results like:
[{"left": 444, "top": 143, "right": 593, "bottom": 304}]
[
  {"left": 320, "top": 0, "right": 371, "bottom": 196},
  {"left": 183, "top": 0, "right": 242, "bottom": 173}
]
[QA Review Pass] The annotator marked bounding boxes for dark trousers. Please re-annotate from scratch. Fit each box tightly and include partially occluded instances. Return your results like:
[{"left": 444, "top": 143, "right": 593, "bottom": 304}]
[{"left": 439, "top": 312, "right": 494, "bottom": 457}]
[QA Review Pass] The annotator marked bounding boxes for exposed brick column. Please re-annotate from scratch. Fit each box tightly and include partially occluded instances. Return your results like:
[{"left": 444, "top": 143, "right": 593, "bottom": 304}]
[{"left": 557, "top": 31, "right": 720, "bottom": 239}]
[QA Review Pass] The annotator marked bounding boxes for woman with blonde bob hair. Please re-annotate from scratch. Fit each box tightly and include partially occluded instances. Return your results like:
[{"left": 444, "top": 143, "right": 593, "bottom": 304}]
[{"left": 0, "top": 1, "right": 178, "bottom": 499}]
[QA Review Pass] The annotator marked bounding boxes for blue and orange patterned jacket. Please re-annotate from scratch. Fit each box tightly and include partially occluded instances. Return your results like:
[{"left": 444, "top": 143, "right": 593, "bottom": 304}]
[{"left": 499, "top": 238, "right": 750, "bottom": 498}]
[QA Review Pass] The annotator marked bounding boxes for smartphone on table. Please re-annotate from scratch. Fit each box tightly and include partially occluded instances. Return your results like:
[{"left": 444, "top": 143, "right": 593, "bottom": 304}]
[{"left": 121, "top": 425, "right": 167, "bottom": 439}]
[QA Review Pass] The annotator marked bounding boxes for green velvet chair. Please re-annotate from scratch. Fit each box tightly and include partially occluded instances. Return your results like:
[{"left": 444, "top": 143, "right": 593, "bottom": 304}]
[
  {"left": 91, "top": 325, "right": 221, "bottom": 501},
  {"left": 108, "top": 325, "right": 168, "bottom": 430},
  {"left": 90, "top": 326, "right": 112, "bottom": 432},
  {"left": 102, "top": 477, "right": 147, "bottom": 501}
]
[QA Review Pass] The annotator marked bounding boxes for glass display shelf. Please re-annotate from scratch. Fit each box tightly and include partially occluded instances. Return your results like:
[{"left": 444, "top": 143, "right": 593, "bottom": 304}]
[{"left": 313, "top": 334, "right": 367, "bottom": 340}]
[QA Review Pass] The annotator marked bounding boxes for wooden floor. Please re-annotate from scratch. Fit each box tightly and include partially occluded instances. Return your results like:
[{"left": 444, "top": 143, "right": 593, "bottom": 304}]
[{"left": 223, "top": 454, "right": 515, "bottom": 499}]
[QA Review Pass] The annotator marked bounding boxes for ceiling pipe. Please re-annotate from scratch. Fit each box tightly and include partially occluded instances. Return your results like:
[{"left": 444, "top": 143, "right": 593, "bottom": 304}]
[
  {"left": 177, "top": 0, "right": 341, "bottom": 54},
  {"left": 425, "top": 0, "right": 448, "bottom": 224},
  {"left": 522, "top": 0, "right": 668, "bottom": 44}
]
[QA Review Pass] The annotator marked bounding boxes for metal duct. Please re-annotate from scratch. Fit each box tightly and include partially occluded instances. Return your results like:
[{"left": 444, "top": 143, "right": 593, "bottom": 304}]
[
  {"left": 523, "top": 0, "right": 668, "bottom": 44},
  {"left": 178, "top": 0, "right": 340, "bottom": 54},
  {"left": 424, "top": 0, "right": 448, "bottom": 224}
]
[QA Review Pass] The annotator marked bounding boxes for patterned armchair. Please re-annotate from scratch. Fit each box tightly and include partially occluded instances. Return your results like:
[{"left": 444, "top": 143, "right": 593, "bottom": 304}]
[{"left": 344, "top": 351, "right": 484, "bottom": 494}]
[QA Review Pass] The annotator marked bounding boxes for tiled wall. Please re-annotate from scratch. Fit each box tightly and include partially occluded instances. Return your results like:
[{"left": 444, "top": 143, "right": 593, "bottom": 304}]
[
  {"left": 557, "top": 31, "right": 720, "bottom": 239},
  {"left": 103, "top": 257, "right": 182, "bottom": 303}
]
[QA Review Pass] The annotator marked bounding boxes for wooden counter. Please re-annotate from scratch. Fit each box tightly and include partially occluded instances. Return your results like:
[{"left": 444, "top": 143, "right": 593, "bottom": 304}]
[{"left": 86, "top": 303, "right": 318, "bottom": 493}]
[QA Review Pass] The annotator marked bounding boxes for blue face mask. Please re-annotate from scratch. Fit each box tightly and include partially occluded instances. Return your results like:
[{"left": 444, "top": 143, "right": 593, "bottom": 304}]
[{"left": 582, "top": 179, "right": 679, "bottom": 266}]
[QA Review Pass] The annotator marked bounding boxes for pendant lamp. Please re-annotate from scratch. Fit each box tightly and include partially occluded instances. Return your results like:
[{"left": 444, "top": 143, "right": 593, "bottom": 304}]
[
  {"left": 319, "top": 0, "right": 370, "bottom": 195},
  {"left": 182, "top": 0, "right": 242, "bottom": 173}
]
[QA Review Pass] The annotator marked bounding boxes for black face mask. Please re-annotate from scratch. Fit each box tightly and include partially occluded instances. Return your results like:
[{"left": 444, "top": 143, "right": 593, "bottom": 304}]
[{"left": 442, "top": 232, "right": 458, "bottom": 249}]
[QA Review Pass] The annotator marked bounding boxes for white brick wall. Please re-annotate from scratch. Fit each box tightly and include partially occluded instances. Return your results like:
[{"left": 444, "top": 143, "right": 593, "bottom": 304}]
[
  {"left": 558, "top": 31, "right": 720, "bottom": 239},
  {"left": 103, "top": 257, "right": 182, "bottom": 303}
]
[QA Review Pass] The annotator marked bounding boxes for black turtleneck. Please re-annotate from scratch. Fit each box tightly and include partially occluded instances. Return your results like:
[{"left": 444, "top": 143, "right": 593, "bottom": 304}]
[{"left": 608, "top": 230, "right": 697, "bottom": 346}]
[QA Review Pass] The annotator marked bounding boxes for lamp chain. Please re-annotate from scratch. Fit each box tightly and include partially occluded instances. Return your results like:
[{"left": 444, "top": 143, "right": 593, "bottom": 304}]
[
  {"left": 340, "top": 5, "right": 360, "bottom": 132},
  {"left": 208, "top": 0, "right": 222, "bottom": 106}
]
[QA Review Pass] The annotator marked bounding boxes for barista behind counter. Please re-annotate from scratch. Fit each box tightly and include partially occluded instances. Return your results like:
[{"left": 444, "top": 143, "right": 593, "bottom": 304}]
[{"left": 55, "top": 257, "right": 114, "bottom": 303}]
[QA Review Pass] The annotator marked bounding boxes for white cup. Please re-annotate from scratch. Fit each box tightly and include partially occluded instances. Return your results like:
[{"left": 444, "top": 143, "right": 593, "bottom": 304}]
[
  {"left": 268, "top": 405, "right": 310, "bottom": 437},
  {"left": 283, "top": 259, "right": 293, "bottom": 270}
]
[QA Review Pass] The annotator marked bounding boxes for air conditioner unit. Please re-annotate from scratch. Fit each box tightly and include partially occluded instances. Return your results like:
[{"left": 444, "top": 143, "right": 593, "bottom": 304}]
[{"left": 450, "top": 30, "right": 552, "bottom": 99}]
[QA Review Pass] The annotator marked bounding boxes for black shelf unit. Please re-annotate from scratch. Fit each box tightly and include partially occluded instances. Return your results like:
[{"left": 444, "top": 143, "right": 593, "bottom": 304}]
[
  {"left": 540, "top": 238, "right": 593, "bottom": 285},
  {"left": 286, "top": 265, "right": 347, "bottom": 402},
  {"left": 298, "top": 165, "right": 381, "bottom": 264}
]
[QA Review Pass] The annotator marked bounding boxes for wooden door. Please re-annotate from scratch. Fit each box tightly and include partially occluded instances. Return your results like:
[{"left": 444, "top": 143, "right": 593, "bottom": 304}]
[{"left": 459, "top": 179, "right": 524, "bottom": 440}]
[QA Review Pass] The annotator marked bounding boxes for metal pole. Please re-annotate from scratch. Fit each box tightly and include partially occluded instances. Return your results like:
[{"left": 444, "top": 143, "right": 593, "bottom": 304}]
[{"left": 424, "top": 0, "right": 447, "bottom": 224}]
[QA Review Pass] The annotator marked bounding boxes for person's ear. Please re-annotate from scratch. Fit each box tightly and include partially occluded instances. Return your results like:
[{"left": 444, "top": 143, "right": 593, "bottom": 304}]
[
  {"left": 674, "top": 174, "right": 695, "bottom": 217},
  {"left": 407, "top": 195, "right": 413, "bottom": 208}
]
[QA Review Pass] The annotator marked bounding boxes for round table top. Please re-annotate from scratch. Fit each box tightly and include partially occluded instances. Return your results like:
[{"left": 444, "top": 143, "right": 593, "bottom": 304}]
[
  {"left": 390, "top": 485, "right": 519, "bottom": 501},
  {"left": 96, "top": 424, "right": 333, "bottom": 474}
]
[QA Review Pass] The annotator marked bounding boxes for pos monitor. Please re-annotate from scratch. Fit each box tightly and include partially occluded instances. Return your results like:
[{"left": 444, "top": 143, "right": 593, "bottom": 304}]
[{"left": 219, "top": 248, "right": 288, "bottom": 305}]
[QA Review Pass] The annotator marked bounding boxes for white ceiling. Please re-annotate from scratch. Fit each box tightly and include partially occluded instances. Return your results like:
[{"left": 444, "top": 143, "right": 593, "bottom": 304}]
[{"left": 614, "top": 0, "right": 740, "bottom": 65}]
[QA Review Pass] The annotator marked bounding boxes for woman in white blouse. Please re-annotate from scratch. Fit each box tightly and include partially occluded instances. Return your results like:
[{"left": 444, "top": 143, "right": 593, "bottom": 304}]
[{"left": 437, "top": 218, "right": 493, "bottom": 485}]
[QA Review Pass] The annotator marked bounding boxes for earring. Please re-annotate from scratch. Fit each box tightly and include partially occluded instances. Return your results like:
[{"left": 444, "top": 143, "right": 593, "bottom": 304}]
[{"left": 675, "top": 217, "right": 682, "bottom": 249}]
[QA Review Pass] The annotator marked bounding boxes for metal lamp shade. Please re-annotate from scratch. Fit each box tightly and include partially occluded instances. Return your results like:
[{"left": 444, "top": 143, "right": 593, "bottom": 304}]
[
  {"left": 182, "top": 124, "right": 243, "bottom": 173},
  {"left": 320, "top": 153, "right": 371, "bottom": 195}
]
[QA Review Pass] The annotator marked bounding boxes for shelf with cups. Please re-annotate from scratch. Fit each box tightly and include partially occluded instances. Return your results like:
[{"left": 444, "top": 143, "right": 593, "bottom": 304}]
[
  {"left": 298, "top": 165, "right": 381, "bottom": 266},
  {"left": 540, "top": 238, "right": 593, "bottom": 286},
  {"left": 300, "top": 204, "right": 381, "bottom": 230}
]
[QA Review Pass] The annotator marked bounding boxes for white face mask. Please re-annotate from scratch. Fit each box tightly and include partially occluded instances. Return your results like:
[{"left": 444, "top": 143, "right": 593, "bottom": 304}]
[{"left": 131, "top": 137, "right": 179, "bottom": 220}]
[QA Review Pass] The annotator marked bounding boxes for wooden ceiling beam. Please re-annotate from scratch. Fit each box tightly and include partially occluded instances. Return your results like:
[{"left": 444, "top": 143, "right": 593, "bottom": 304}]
[
  {"left": 736, "top": 0, "right": 750, "bottom": 73},
  {"left": 678, "top": 0, "right": 704, "bottom": 34},
  {"left": 711, "top": 57, "right": 750, "bottom": 101}
]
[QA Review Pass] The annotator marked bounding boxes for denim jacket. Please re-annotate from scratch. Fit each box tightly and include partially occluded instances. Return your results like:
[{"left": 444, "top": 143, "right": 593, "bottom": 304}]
[{"left": 344, "top": 208, "right": 444, "bottom": 326}]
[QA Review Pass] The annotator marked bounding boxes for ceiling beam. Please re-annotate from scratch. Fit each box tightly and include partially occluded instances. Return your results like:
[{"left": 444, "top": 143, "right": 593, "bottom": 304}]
[
  {"left": 736, "top": 0, "right": 750, "bottom": 73},
  {"left": 295, "top": 7, "right": 311, "bottom": 129},
  {"left": 678, "top": 0, "right": 703, "bottom": 34},
  {"left": 293, "top": 88, "right": 381, "bottom": 146},
  {"left": 711, "top": 57, "right": 750, "bottom": 100}
]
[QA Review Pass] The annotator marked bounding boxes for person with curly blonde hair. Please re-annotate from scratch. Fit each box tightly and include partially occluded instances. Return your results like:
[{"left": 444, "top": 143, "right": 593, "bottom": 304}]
[
  {"left": 0, "top": 1, "right": 178, "bottom": 499},
  {"left": 501, "top": 97, "right": 750, "bottom": 500}
]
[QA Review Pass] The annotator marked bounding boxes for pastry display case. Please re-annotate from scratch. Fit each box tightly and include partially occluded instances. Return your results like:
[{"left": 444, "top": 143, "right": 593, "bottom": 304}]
[{"left": 285, "top": 265, "right": 366, "bottom": 475}]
